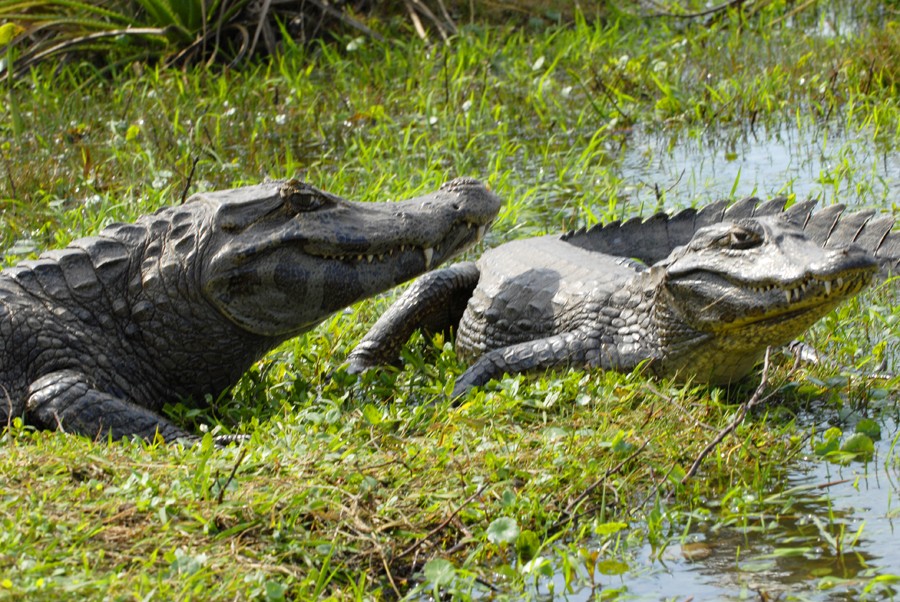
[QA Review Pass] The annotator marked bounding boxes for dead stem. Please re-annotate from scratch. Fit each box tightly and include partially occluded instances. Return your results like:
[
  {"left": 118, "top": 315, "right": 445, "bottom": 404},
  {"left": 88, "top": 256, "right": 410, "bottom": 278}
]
[
  {"left": 396, "top": 482, "right": 488, "bottom": 560},
  {"left": 681, "top": 347, "right": 775, "bottom": 483},
  {"left": 550, "top": 437, "right": 652, "bottom": 532}
]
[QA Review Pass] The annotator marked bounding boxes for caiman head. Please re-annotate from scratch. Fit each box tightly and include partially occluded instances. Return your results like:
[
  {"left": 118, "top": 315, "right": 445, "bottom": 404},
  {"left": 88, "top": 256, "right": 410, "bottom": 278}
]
[
  {"left": 647, "top": 215, "right": 877, "bottom": 384},
  {"left": 202, "top": 178, "right": 501, "bottom": 338}
]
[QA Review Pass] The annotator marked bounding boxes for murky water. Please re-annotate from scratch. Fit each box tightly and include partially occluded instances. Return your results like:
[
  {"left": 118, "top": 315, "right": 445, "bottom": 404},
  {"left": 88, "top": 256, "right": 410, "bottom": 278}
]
[
  {"left": 531, "top": 416, "right": 900, "bottom": 601},
  {"left": 663, "top": 440, "right": 898, "bottom": 599},
  {"left": 611, "top": 121, "right": 900, "bottom": 217},
  {"left": 502, "top": 119, "right": 899, "bottom": 246},
  {"left": 524, "top": 124, "right": 900, "bottom": 600}
]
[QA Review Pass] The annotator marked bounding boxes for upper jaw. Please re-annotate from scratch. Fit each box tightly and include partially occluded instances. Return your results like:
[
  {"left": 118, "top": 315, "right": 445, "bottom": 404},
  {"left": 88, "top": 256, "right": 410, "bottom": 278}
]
[
  {"left": 288, "top": 177, "right": 500, "bottom": 268},
  {"left": 306, "top": 218, "right": 491, "bottom": 270},
  {"left": 665, "top": 262, "right": 876, "bottom": 331}
]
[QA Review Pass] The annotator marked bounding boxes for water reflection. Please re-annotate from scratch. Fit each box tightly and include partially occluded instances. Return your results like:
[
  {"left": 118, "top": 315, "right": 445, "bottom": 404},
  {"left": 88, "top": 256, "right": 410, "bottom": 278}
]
[
  {"left": 521, "top": 122, "right": 900, "bottom": 600},
  {"left": 617, "top": 123, "right": 898, "bottom": 210},
  {"left": 508, "top": 121, "right": 899, "bottom": 237},
  {"left": 532, "top": 418, "right": 900, "bottom": 601}
]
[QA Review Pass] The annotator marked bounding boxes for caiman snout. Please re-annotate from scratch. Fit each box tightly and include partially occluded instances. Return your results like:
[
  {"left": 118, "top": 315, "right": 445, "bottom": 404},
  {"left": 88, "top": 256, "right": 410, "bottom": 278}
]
[
  {"left": 441, "top": 176, "right": 489, "bottom": 195},
  {"left": 203, "top": 178, "right": 502, "bottom": 337},
  {"left": 424, "top": 177, "right": 500, "bottom": 224}
]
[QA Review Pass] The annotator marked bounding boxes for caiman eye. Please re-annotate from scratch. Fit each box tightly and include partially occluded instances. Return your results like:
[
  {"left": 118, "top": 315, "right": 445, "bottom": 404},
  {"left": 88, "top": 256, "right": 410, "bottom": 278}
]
[
  {"left": 289, "top": 192, "right": 325, "bottom": 212},
  {"left": 720, "top": 227, "right": 762, "bottom": 250},
  {"left": 279, "top": 179, "right": 328, "bottom": 212}
]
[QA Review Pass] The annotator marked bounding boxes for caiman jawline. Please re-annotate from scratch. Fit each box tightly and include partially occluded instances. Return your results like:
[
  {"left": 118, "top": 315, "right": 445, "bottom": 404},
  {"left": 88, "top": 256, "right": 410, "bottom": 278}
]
[
  {"left": 734, "top": 270, "right": 873, "bottom": 306},
  {"left": 313, "top": 223, "right": 488, "bottom": 268}
]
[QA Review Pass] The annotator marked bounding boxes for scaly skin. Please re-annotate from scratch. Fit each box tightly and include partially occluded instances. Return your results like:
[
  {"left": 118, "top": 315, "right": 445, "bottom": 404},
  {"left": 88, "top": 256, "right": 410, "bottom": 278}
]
[
  {"left": 348, "top": 200, "right": 888, "bottom": 397},
  {"left": 0, "top": 177, "right": 501, "bottom": 440}
]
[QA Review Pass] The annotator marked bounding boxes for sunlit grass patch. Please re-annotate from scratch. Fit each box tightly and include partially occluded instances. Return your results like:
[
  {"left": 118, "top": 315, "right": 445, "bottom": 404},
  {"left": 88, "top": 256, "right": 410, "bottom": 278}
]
[{"left": 1, "top": 1, "right": 900, "bottom": 598}]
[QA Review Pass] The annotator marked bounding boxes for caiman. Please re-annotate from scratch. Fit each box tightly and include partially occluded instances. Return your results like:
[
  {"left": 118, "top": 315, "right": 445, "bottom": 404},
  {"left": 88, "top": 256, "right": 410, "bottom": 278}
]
[
  {"left": 348, "top": 197, "right": 897, "bottom": 396},
  {"left": 0, "top": 177, "right": 501, "bottom": 440}
]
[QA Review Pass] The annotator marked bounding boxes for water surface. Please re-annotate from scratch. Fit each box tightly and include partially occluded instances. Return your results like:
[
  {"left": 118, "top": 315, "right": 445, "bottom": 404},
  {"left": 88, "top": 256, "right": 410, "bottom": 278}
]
[{"left": 529, "top": 122, "right": 900, "bottom": 600}]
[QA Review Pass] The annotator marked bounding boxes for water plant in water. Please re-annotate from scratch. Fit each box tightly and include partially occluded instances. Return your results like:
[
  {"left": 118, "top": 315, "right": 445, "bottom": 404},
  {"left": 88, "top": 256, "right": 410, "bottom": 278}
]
[{"left": 1, "top": 1, "right": 900, "bottom": 599}]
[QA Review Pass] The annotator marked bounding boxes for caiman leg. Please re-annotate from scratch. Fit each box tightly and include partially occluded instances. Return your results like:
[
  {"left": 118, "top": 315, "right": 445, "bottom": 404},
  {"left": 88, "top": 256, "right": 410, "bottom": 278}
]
[
  {"left": 451, "top": 332, "right": 598, "bottom": 398},
  {"left": 347, "top": 262, "right": 481, "bottom": 373},
  {"left": 25, "top": 370, "right": 191, "bottom": 442}
]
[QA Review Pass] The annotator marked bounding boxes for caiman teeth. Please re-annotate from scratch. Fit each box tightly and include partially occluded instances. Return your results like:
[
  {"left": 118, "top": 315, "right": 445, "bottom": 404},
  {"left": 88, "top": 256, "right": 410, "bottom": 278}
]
[
  {"left": 424, "top": 247, "right": 434, "bottom": 270},
  {"left": 775, "top": 274, "right": 856, "bottom": 305},
  {"left": 477, "top": 225, "right": 486, "bottom": 241}
]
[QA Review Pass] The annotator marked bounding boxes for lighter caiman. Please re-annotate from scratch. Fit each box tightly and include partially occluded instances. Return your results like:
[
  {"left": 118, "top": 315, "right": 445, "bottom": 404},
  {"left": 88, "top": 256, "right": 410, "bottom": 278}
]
[
  {"left": 0, "top": 178, "right": 501, "bottom": 440},
  {"left": 347, "top": 197, "right": 898, "bottom": 396}
]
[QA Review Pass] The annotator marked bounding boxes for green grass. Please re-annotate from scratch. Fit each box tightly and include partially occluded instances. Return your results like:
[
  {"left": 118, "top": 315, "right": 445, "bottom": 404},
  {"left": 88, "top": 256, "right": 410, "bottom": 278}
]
[{"left": 2, "top": 2, "right": 900, "bottom": 599}]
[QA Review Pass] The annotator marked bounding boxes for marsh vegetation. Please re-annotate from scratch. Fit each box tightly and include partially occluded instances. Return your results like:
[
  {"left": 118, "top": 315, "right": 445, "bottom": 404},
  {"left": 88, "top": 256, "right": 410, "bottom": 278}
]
[{"left": 1, "top": 1, "right": 899, "bottom": 599}]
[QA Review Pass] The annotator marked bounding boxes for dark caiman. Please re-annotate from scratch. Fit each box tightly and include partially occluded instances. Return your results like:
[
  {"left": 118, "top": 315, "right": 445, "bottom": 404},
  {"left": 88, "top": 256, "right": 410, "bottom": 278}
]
[
  {"left": 0, "top": 177, "right": 501, "bottom": 440},
  {"left": 347, "top": 198, "right": 897, "bottom": 396}
]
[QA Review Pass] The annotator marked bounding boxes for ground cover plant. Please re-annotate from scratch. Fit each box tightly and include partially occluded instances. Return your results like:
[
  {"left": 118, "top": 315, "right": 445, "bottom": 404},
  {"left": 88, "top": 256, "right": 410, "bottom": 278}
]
[{"left": 2, "top": 1, "right": 900, "bottom": 599}]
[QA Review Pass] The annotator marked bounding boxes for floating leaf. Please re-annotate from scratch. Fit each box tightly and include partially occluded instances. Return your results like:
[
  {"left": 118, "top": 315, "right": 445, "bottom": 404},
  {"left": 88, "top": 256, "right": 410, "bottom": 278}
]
[
  {"left": 841, "top": 433, "right": 875, "bottom": 459},
  {"left": 594, "top": 521, "right": 628, "bottom": 536},
  {"left": 814, "top": 426, "right": 843, "bottom": 457},
  {"left": 596, "top": 559, "right": 629, "bottom": 575},
  {"left": 423, "top": 558, "right": 456, "bottom": 587},
  {"left": 855, "top": 418, "right": 881, "bottom": 440},
  {"left": 814, "top": 437, "right": 840, "bottom": 457},
  {"left": 487, "top": 517, "right": 519, "bottom": 545},
  {"left": 823, "top": 426, "right": 843, "bottom": 441}
]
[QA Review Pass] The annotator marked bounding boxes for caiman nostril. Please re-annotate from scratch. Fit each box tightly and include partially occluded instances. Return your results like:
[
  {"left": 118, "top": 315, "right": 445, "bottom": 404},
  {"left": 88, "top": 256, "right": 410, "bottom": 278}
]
[{"left": 441, "top": 177, "right": 483, "bottom": 192}]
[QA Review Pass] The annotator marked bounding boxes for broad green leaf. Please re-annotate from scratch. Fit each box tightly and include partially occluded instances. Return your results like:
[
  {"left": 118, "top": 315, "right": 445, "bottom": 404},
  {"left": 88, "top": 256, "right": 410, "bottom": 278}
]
[
  {"left": 813, "top": 438, "right": 840, "bottom": 457},
  {"left": 841, "top": 433, "right": 875, "bottom": 459},
  {"left": 516, "top": 529, "right": 540, "bottom": 562},
  {"left": 855, "top": 418, "right": 881, "bottom": 440},
  {"left": 125, "top": 124, "right": 141, "bottom": 141},
  {"left": 0, "top": 23, "right": 24, "bottom": 46},
  {"left": 361, "top": 403, "right": 382, "bottom": 425},
  {"left": 487, "top": 516, "right": 519, "bottom": 545},
  {"left": 594, "top": 521, "right": 628, "bottom": 536},
  {"left": 423, "top": 558, "right": 455, "bottom": 587},
  {"left": 596, "top": 559, "right": 629, "bottom": 575}
]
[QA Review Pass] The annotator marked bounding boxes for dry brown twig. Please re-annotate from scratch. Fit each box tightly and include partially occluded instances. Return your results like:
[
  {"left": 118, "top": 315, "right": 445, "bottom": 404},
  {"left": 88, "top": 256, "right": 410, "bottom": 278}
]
[
  {"left": 549, "top": 437, "right": 652, "bottom": 532},
  {"left": 681, "top": 347, "right": 776, "bottom": 483},
  {"left": 403, "top": 0, "right": 457, "bottom": 43},
  {"left": 396, "top": 482, "right": 488, "bottom": 560},
  {"left": 645, "top": 0, "right": 751, "bottom": 19}
]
